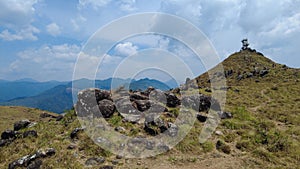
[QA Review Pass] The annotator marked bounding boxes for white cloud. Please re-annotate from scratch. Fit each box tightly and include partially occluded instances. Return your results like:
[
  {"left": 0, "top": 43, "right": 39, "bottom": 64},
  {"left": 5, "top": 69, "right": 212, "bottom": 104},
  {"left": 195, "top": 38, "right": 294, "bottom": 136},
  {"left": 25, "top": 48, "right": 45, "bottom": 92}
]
[
  {"left": 46, "top": 23, "right": 61, "bottom": 36},
  {"left": 115, "top": 42, "right": 138, "bottom": 56},
  {"left": 70, "top": 15, "right": 87, "bottom": 32},
  {"left": 0, "top": 0, "right": 38, "bottom": 28},
  {"left": 0, "top": 25, "right": 40, "bottom": 41},
  {"left": 9, "top": 44, "right": 81, "bottom": 81},
  {"left": 78, "top": 0, "right": 112, "bottom": 10},
  {"left": 0, "top": 0, "right": 40, "bottom": 41},
  {"left": 118, "top": 0, "right": 137, "bottom": 12}
]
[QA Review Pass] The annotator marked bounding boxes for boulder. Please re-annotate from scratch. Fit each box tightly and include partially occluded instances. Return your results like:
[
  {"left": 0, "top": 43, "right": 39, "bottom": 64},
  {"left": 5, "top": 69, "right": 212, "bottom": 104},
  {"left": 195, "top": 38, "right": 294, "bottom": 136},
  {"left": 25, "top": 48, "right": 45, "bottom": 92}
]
[
  {"left": 85, "top": 157, "right": 105, "bottom": 166},
  {"left": 182, "top": 95, "right": 219, "bottom": 112},
  {"left": 97, "top": 99, "right": 115, "bottom": 118},
  {"left": 130, "top": 92, "right": 148, "bottom": 101},
  {"left": 23, "top": 130, "right": 38, "bottom": 138},
  {"left": 134, "top": 100, "right": 151, "bottom": 112},
  {"left": 165, "top": 92, "right": 180, "bottom": 107},
  {"left": 14, "top": 120, "right": 31, "bottom": 131},
  {"left": 1, "top": 130, "right": 16, "bottom": 140}
]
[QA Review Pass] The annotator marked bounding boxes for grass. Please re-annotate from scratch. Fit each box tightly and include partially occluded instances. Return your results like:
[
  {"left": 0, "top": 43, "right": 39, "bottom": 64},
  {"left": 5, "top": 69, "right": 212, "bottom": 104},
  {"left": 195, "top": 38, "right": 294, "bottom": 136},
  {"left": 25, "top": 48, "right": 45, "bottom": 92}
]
[{"left": 0, "top": 51, "right": 299, "bottom": 168}]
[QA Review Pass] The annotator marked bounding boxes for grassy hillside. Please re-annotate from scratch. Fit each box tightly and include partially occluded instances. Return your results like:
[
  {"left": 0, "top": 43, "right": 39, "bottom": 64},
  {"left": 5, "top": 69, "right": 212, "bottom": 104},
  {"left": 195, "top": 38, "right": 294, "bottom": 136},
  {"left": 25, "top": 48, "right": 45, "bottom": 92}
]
[{"left": 0, "top": 50, "right": 299, "bottom": 168}]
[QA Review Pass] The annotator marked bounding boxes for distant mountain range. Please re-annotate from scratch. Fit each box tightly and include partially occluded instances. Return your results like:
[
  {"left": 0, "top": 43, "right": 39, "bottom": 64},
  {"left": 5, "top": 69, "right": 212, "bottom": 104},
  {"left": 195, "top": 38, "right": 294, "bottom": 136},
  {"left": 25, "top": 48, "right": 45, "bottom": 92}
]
[{"left": 0, "top": 78, "right": 173, "bottom": 113}]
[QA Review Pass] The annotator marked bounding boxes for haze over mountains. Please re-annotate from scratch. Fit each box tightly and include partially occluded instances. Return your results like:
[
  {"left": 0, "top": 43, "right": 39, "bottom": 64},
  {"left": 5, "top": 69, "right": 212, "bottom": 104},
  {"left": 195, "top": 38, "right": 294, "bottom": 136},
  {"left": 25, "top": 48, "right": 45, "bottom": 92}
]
[{"left": 0, "top": 78, "right": 175, "bottom": 113}]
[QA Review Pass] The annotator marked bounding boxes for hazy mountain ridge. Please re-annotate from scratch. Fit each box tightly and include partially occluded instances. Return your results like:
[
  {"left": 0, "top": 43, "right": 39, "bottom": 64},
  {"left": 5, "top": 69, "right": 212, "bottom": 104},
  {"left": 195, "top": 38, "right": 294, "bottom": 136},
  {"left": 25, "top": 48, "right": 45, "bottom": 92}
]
[{"left": 1, "top": 78, "right": 172, "bottom": 113}]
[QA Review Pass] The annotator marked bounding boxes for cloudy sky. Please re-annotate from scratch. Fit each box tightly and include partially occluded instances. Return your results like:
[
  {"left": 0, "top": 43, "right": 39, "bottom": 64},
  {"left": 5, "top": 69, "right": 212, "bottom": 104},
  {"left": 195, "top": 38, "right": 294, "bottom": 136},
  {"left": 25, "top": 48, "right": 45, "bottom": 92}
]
[{"left": 0, "top": 0, "right": 299, "bottom": 82}]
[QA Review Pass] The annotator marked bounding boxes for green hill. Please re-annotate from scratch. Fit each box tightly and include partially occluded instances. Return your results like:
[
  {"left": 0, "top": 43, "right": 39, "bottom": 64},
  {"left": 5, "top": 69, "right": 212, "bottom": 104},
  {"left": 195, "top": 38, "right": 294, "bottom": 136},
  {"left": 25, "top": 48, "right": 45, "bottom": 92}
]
[{"left": 0, "top": 50, "right": 299, "bottom": 168}]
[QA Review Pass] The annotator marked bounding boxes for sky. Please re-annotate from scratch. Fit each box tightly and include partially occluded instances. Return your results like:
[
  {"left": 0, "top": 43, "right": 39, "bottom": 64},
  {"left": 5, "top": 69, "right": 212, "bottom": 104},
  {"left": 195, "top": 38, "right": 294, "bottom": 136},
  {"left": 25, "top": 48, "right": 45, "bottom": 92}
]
[{"left": 0, "top": 0, "right": 300, "bottom": 82}]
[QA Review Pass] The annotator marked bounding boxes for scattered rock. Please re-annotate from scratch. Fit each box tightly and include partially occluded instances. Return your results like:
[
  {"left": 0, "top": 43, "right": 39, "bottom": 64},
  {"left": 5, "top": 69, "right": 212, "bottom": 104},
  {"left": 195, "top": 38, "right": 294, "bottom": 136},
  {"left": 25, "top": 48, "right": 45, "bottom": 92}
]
[
  {"left": 14, "top": 120, "right": 31, "bottom": 131},
  {"left": 246, "top": 73, "right": 253, "bottom": 78},
  {"left": 40, "top": 112, "right": 56, "bottom": 119},
  {"left": 111, "top": 159, "right": 118, "bottom": 165},
  {"left": 260, "top": 70, "right": 269, "bottom": 77},
  {"left": 167, "top": 122, "right": 178, "bottom": 137},
  {"left": 134, "top": 100, "right": 151, "bottom": 112},
  {"left": 218, "top": 111, "right": 233, "bottom": 119},
  {"left": 97, "top": 99, "right": 116, "bottom": 118},
  {"left": 165, "top": 92, "right": 180, "bottom": 107},
  {"left": 216, "top": 140, "right": 231, "bottom": 154},
  {"left": 85, "top": 157, "right": 105, "bottom": 166},
  {"left": 70, "top": 128, "right": 84, "bottom": 139},
  {"left": 0, "top": 139, "right": 8, "bottom": 147},
  {"left": 115, "top": 126, "right": 125, "bottom": 132},
  {"left": 116, "top": 155, "right": 123, "bottom": 159},
  {"left": 237, "top": 74, "right": 244, "bottom": 81},
  {"left": 67, "top": 144, "right": 76, "bottom": 150},
  {"left": 197, "top": 114, "right": 207, "bottom": 122},
  {"left": 1, "top": 130, "right": 16, "bottom": 140},
  {"left": 27, "top": 159, "right": 42, "bottom": 169},
  {"left": 215, "top": 130, "right": 223, "bottom": 136},
  {"left": 23, "top": 130, "right": 38, "bottom": 138},
  {"left": 130, "top": 92, "right": 148, "bottom": 101},
  {"left": 205, "top": 88, "right": 212, "bottom": 92},
  {"left": 182, "top": 95, "right": 220, "bottom": 112},
  {"left": 56, "top": 115, "right": 64, "bottom": 121},
  {"left": 9, "top": 148, "right": 55, "bottom": 169},
  {"left": 99, "top": 165, "right": 114, "bottom": 169}
]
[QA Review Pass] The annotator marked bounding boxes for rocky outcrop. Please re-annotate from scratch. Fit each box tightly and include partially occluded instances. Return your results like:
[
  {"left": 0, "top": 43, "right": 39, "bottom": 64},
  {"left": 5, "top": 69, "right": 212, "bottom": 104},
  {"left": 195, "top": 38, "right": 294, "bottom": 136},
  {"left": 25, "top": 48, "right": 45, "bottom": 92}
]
[
  {"left": 23, "top": 130, "right": 38, "bottom": 138},
  {"left": 97, "top": 99, "right": 116, "bottom": 118},
  {"left": 85, "top": 157, "right": 105, "bottom": 166},
  {"left": 14, "top": 120, "right": 31, "bottom": 131},
  {"left": 8, "top": 148, "right": 55, "bottom": 169}
]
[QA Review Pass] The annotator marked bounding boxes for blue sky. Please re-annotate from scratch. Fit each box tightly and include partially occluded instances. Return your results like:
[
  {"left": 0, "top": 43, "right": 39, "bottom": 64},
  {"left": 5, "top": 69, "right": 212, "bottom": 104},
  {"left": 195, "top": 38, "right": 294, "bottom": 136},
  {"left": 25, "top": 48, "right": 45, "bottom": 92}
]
[{"left": 0, "top": 0, "right": 299, "bottom": 82}]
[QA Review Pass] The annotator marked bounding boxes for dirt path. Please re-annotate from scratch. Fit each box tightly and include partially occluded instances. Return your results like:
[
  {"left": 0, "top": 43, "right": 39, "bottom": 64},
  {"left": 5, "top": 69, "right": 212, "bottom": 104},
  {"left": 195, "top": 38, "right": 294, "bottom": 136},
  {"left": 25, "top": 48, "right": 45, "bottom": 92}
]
[{"left": 249, "top": 89, "right": 271, "bottom": 112}]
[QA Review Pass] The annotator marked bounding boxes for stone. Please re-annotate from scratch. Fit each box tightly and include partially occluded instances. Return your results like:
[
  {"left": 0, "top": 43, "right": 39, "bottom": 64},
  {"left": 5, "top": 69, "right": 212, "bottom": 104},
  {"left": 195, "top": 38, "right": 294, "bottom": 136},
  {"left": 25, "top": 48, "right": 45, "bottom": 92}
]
[
  {"left": 23, "top": 130, "right": 38, "bottom": 138},
  {"left": 0, "top": 139, "right": 8, "bottom": 147},
  {"left": 260, "top": 70, "right": 269, "bottom": 77},
  {"left": 167, "top": 123, "right": 178, "bottom": 137},
  {"left": 134, "top": 100, "right": 151, "bottom": 112},
  {"left": 115, "top": 126, "right": 125, "bottom": 132},
  {"left": 85, "top": 157, "right": 105, "bottom": 166},
  {"left": 237, "top": 74, "right": 244, "bottom": 81},
  {"left": 9, "top": 148, "right": 55, "bottom": 169},
  {"left": 97, "top": 99, "right": 115, "bottom": 118},
  {"left": 67, "top": 144, "right": 76, "bottom": 150},
  {"left": 40, "top": 112, "right": 56, "bottom": 118},
  {"left": 215, "top": 130, "right": 223, "bottom": 136},
  {"left": 197, "top": 114, "right": 207, "bottom": 122},
  {"left": 218, "top": 111, "right": 233, "bottom": 119},
  {"left": 216, "top": 140, "right": 231, "bottom": 154},
  {"left": 56, "top": 115, "right": 64, "bottom": 121},
  {"left": 111, "top": 159, "right": 118, "bottom": 165},
  {"left": 99, "top": 166, "right": 114, "bottom": 169},
  {"left": 205, "top": 88, "right": 212, "bottom": 92},
  {"left": 27, "top": 159, "right": 42, "bottom": 169},
  {"left": 1, "top": 130, "right": 16, "bottom": 140},
  {"left": 116, "top": 155, "right": 123, "bottom": 159},
  {"left": 70, "top": 128, "right": 84, "bottom": 139},
  {"left": 165, "top": 93, "right": 180, "bottom": 107},
  {"left": 182, "top": 95, "right": 219, "bottom": 112},
  {"left": 14, "top": 120, "right": 31, "bottom": 131},
  {"left": 130, "top": 92, "right": 148, "bottom": 101}
]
